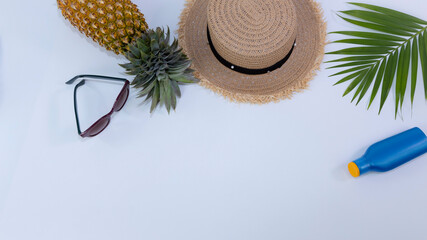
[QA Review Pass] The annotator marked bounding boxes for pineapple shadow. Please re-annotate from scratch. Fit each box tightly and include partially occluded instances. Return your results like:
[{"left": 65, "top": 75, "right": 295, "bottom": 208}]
[{"left": 58, "top": 13, "right": 123, "bottom": 60}]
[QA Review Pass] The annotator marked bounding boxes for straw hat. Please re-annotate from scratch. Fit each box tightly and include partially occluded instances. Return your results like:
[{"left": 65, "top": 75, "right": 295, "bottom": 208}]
[{"left": 178, "top": 0, "right": 326, "bottom": 103}]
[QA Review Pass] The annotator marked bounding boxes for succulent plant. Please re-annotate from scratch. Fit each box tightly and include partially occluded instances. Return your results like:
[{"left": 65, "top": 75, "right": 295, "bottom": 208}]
[{"left": 120, "top": 27, "right": 198, "bottom": 113}]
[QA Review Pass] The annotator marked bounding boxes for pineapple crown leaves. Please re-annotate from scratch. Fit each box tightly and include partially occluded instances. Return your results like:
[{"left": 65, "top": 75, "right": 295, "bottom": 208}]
[
  {"left": 120, "top": 27, "right": 199, "bottom": 113},
  {"left": 326, "top": 2, "right": 427, "bottom": 118}
]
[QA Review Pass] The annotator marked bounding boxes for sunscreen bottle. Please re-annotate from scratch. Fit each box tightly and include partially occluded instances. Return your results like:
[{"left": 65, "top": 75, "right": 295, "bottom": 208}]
[{"left": 348, "top": 127, "right": 427, "bottom": 177}]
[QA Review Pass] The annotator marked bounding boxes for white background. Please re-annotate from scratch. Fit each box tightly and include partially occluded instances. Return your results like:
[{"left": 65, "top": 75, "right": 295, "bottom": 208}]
[{"left": 1, "top": 0, "right": 427, "bottom": 239}]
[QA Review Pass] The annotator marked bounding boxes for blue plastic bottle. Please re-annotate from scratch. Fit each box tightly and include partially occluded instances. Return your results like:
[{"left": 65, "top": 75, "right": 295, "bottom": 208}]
[{"left": 348, "top": 127, "right": 427, "bottom": 177}]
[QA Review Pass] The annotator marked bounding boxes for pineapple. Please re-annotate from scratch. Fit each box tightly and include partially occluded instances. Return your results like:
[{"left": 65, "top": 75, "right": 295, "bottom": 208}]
[
  {"left": 57, "top": 0, "right": 148, "bottom": 55},
  {"left": 58, "top": 1, "right": 198, "bottom": 113},
  {"left": 120, "top": 28, "right": 198, "bottom": 113}
]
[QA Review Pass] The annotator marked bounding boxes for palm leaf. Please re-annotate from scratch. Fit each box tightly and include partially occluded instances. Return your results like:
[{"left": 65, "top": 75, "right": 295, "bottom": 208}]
[
  {"left": 368, "top": 59, "right": 386, "bottom": 109},
  {"left": 327, "top": 60, "right": 377, "bottom": 69},
  {"left": 411, "top": 38, "right": 419, "bottom": 105},
  {"left": 329, "top": 31, "right": 405, "bottom": 41},
  {"left": 349, "top": 3, "right": 427, "bottom": 25},
  {"left": 334, "top": 69, "right": 367, "bottom": 85},
  {"left": 329, "top": 65, "right": 371, "bottom": 77},
  {"left": 325, "top": 55, "right": 381, "bottom": 63},
  {"left": 332, "top": 39, "right": 397, "bottom": 46},
  {"left": 340, "top": 10, "right": 422, "bottom": 32},
  {"left": 343, "top": 70, "right": 369, "bottom": 96},
  {"left": 380, "top": 51, "right": 398, "bottom": 114},
  {"left": 400, "top": 44, "right": 411, "bottom": 108},
  {"left": 328, "top": 3, "right": 427, "bottom": 117},
  {"left": 338, "top": 15, "right": 413, "bottom": 36},
  {"left": 356, "top": 63, "right": 380, "bottom": 104},
  {"left": 420, "top": 31, "right": 427, "bottom": 99}
]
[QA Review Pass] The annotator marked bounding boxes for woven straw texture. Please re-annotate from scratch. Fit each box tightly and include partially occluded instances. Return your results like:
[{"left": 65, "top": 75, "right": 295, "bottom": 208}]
[
  {"left": 208, "top": 0, "right": 297, "bottom": 69},
  {"left": 179, "top": 0, "right": 327, "bottom": 104}
]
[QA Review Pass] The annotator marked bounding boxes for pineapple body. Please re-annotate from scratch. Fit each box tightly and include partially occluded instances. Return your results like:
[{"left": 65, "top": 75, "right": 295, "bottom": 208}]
[{"left": 58, "top": 0, "right": 148, "bottom": 55}]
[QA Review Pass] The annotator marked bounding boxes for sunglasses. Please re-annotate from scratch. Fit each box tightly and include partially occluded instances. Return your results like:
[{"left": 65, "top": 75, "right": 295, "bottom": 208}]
[{"left": 66, "top": 75, "right": 130, "bottom": 138}]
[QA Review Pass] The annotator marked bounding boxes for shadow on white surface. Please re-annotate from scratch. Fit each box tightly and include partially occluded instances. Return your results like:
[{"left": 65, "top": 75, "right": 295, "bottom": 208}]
[
  {"left": 331, "top": 142, "right": 369, "bottom": 181},
  {"left": 332, "top": 162, "right": 354, "bottom": 181},
  {"left": 48, "top": 85, "right": 76, "bottom": 145}
]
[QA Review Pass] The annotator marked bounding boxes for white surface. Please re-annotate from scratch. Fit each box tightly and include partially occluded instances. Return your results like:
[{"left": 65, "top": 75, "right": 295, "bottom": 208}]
[{"left": 1, "top": 0, "right": 427, "bottom": 239}]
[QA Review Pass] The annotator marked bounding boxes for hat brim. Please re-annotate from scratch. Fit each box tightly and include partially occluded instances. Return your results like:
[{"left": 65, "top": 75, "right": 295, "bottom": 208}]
[{"left": 178, "top": 0, "right": 327, "bottom": 104}]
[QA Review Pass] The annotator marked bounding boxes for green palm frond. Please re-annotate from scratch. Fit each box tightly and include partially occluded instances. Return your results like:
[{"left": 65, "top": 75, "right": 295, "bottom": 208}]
[{"left": 327, "top": 2, "right": 427, "bottom": 117}]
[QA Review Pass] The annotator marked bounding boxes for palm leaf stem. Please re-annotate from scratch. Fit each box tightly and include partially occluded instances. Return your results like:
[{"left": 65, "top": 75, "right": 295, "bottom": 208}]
[
  {"left": 333, "top": 26, "right": 427, "bottom": 111},
  {"left": 357, "top": 26, "right": 427, "bottom": 69}
]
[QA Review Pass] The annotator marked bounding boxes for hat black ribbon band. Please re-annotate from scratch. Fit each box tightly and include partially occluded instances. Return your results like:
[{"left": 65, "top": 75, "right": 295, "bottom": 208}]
[{"left": 207, "top": 27, "right": 296, "bottom": 75}]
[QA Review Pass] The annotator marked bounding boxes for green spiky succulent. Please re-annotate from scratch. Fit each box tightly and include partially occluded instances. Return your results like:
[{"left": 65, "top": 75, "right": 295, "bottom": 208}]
[{"left": 120, "top": 27, "right": 198, "bottom": 113}]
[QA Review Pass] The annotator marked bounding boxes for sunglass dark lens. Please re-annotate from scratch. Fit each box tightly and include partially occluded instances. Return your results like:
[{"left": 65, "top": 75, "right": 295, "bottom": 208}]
[
  {"left": 114, "top": 87, "right": 129, "bottom": 111},
  {"left": 88, "top": 117, "right": 110, "bottom": 137}
]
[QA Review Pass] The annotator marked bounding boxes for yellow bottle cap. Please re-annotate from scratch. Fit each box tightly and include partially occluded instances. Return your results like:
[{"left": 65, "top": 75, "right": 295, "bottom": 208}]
[{"left": 348, "top": 162, "right": 360, "bottom": 178}]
